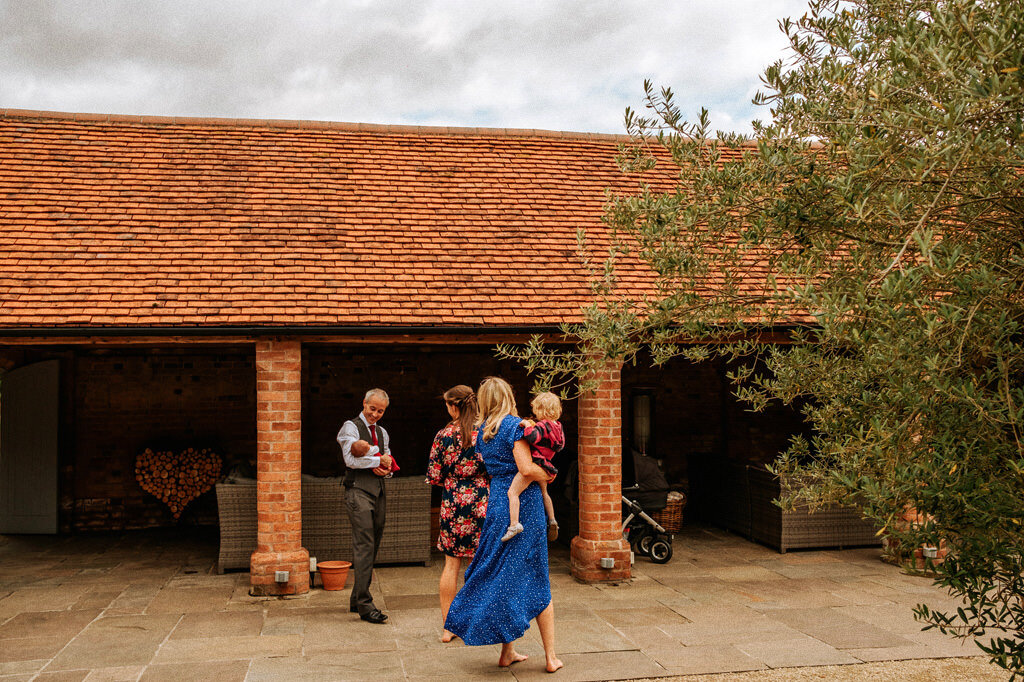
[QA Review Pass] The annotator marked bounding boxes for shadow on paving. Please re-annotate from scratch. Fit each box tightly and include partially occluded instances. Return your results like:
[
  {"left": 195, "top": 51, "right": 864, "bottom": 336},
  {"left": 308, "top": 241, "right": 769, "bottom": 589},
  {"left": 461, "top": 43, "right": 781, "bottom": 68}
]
[{"left": 0, "top": 524, "right": 991, "bottom": 681}]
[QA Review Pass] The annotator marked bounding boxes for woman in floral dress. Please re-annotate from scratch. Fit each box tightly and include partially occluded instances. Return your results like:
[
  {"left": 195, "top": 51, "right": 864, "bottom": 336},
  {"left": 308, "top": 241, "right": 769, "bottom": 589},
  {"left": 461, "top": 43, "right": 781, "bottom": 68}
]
[{"left": 425, "top": 384, "right": 488, "bottom": 642}]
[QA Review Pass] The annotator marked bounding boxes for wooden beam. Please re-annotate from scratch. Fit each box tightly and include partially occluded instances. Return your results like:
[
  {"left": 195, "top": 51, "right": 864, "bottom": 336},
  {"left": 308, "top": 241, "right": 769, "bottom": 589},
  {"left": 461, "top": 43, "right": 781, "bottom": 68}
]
[
  {"left": 0, "top": 327, "right": 799, "bottom": 348},
  {"left": 0, "top": 332, "right": 575, "bottom": 347}
]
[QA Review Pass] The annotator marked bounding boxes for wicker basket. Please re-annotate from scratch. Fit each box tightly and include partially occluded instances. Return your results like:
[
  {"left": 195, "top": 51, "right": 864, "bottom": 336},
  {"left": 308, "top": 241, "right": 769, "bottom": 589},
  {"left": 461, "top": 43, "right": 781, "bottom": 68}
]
[{"left": 651, "top": 494, "right": 685, "bottom": 533}]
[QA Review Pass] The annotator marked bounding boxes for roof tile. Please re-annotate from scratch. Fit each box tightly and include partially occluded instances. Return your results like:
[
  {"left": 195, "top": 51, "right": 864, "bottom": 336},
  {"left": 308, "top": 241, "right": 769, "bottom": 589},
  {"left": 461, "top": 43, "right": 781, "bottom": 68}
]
[{"left": 0, "top": 110, "right": 751, "bottom": 330}]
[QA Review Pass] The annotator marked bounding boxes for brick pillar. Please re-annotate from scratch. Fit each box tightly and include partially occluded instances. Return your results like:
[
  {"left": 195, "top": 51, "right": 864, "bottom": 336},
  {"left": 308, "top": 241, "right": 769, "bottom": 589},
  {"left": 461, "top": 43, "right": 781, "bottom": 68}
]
[
  {"left": 571, "top": 360, "right": 631, "bottom": 582},
  {"left": 250, "top": 339, "right": 309, "bottom": 596}
]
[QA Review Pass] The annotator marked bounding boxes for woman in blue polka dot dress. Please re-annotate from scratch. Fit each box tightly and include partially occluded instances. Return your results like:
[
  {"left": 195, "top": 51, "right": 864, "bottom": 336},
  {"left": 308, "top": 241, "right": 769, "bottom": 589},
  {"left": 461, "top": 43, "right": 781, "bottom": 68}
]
[{"left": 444, "top": 376, "right": 563, "bottom": 673}]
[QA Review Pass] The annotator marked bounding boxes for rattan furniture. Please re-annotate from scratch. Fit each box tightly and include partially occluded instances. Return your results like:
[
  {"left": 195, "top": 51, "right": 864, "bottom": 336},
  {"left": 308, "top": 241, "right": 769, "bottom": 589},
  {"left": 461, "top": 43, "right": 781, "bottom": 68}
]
[
  {"left": 215, "top": 479, "right": 257, "bottom": 572},
  {"left": 691, "top": 459, "right": 880, "bottom": 553},
  {"left": 746, "top": 466, "right": 879, "bottom": 552},
  {"left": 216, "top": 477, "right": 431, "bottom": 573}
]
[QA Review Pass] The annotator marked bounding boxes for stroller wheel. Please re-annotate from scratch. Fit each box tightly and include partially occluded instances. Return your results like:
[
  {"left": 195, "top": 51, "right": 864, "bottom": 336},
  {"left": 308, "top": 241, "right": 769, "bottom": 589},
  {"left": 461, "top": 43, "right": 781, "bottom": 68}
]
[
  {"left": 637, "top": 532, "right": 655, "bottom": 557},
  {"left": 649, "top": 535, "right": 673, "bottom": 564},
  {"left": 628, "top": 528, "right": 653, "bottom": 556}
]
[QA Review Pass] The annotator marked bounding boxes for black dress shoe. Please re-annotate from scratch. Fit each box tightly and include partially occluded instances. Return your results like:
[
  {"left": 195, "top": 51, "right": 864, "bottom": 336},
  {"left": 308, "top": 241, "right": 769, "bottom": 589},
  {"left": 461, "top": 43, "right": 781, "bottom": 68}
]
[
  {"left": 360, "top": 609, "right": 388, "bottom": 624},
  {"left": 349, "top": 605, "right": 358, "bottom": 613}
]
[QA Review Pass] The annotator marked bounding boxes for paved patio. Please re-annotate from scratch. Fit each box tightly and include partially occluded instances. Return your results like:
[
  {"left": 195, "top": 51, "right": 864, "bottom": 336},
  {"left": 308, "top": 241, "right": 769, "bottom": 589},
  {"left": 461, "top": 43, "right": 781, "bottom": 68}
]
[{"left": 0, "top": 525, "right": 990, "bottom": 681}]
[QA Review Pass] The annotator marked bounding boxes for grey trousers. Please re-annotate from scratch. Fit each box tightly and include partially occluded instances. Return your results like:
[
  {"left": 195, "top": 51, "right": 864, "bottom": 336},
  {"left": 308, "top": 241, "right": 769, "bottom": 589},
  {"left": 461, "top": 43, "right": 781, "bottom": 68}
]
[{"left": 344, "top": 486, "right": 386, "bottom": 614}]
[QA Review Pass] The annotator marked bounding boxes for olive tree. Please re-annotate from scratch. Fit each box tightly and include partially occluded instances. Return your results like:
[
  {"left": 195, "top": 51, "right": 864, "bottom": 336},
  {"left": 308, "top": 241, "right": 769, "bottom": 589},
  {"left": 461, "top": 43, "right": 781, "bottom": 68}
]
[{"left": 501, "top": 0, "right": 1024, "bottom": 673}]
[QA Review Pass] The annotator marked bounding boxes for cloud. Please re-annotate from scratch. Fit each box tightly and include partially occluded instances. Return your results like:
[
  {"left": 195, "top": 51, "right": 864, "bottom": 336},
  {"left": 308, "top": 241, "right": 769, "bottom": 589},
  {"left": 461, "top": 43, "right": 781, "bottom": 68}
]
[{"left": 0, "top": 0, "right": 809, "bottom": 134}]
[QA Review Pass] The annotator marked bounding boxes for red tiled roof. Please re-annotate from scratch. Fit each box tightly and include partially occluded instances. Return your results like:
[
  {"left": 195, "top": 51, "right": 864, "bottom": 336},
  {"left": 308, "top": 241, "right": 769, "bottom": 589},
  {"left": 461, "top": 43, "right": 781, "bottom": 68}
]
[{"left": 0, "top": 109, "right": 742, "bottom": 331}]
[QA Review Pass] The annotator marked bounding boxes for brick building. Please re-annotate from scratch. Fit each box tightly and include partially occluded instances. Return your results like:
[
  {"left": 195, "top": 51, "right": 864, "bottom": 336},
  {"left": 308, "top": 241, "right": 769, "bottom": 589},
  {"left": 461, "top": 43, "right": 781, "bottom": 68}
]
[{"left": 0, "top": 110, "right": 805, "bottom": 594}]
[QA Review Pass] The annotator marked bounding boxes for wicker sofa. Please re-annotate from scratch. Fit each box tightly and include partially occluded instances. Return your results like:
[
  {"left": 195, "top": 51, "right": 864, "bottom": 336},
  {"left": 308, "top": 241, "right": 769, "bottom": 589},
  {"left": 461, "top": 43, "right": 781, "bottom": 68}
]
[
  {"left": 746, "top": 465, "right": 879, "bottom": 553},
  {"left": 215, "top": 476, "right": 431, "bottom": 573},
  {"left": 693, "top": 459, "right": 879, "bottom": 553}
]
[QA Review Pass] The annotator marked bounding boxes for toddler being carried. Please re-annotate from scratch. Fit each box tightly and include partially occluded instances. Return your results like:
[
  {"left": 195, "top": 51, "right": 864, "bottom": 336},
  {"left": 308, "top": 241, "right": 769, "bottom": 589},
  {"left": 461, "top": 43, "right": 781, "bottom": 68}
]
[{"left": 501, "top": 392, "right": 564, "bottom": 542}]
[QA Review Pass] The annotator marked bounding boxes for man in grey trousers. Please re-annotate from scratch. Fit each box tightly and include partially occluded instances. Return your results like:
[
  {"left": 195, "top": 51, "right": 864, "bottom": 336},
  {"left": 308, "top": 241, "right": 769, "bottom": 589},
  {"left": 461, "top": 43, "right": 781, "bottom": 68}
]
[{"left": 336, "top": 388, "right": 394, "bottom": 624}]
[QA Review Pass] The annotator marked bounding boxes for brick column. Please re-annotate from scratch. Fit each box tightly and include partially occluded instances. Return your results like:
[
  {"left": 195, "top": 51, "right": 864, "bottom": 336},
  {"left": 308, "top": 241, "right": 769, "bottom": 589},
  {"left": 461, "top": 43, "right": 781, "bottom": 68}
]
[
  {"left": 571, "top": 360, "right": 631, "bottom": 582},
  {"left": 250, "top": 339, "right": 309, "bottom": 596}
]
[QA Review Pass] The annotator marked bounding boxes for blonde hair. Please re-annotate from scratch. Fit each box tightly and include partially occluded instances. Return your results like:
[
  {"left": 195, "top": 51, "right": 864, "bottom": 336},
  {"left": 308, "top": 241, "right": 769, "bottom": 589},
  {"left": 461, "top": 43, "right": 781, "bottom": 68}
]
[
  {"left": 475, "top": 377, "right": 518, "bottom": 442},
  {"left": 531, "top": 392, "right": 562, "bottom": 421}
]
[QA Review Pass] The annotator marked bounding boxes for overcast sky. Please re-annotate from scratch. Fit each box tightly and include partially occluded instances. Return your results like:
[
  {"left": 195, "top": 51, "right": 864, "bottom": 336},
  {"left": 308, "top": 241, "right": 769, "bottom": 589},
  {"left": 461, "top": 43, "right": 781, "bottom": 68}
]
[{"left": 1, "top": 0, "right": 809, "bottom": 135}]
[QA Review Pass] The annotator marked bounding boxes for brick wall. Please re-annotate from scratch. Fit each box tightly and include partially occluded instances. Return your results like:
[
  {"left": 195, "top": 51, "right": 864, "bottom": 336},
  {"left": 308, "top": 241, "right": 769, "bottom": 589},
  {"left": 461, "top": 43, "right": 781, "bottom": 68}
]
[
  {"left": 71, "top": 348, "right": 256, "bottom": 531},
  {"left": 63, "top": 344, "right": 579, "bottom": 532},
  {"left": 576, "top": 362, "right": 623, "bottom": 542},
  {"left": 571, "top": 360, "right": 630, "bottom": 581},
  {"left": 58, "top": 343, "right": 803, "bottom": 535},
  {"left": 250, "top": 340, "right": 308, "bottom": 596}
]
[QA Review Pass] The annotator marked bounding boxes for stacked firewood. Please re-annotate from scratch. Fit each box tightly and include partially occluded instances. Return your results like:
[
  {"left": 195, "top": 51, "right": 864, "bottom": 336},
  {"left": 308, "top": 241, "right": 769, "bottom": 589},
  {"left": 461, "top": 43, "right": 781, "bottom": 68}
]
[{"left": 135, "top": 447, "right": 222, "bottom": 518}]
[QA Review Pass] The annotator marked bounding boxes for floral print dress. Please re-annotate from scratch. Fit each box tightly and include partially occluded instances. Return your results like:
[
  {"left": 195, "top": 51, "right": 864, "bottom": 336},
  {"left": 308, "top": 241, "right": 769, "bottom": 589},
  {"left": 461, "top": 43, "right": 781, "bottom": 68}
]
[{"left": 426, "top": 421, "right": 489, "bottom": 557}]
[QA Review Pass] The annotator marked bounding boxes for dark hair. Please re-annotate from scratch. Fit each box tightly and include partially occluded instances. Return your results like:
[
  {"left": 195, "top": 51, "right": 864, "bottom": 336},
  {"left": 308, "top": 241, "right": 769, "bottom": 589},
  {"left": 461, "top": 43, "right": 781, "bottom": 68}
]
[{"left": 443, "top": 385, "right": 478, "bottom": 450}]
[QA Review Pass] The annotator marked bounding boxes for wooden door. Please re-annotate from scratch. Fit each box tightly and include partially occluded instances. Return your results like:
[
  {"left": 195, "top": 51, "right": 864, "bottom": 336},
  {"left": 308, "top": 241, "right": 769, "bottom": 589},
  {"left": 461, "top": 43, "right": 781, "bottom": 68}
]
[{"left": 0, "top": 360, "right": 59, "bottom": 533}]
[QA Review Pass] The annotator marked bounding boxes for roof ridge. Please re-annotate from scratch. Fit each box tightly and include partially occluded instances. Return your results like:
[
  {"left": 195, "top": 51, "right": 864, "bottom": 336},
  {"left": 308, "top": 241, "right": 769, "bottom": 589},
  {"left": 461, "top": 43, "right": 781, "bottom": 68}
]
[{"left": 0, "top": 107, "right": 636, "bottom": 142}]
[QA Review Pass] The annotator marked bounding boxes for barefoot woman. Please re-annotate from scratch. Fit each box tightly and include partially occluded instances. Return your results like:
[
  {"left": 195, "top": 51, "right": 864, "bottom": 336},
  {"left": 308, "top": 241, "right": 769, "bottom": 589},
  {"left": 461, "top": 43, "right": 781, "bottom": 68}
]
[
  {"left": 425, "top": 385, "right": 487, "bottom": 642},
  {"left": 445, "top": 377, "right": 563, "bottom": 673}
]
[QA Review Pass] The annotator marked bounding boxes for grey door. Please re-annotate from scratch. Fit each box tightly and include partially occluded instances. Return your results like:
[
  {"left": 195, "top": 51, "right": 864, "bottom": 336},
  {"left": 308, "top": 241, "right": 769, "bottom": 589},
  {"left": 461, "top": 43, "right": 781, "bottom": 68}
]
[{"left": 0, "top": 360, "right": 59, "bottom": 533}]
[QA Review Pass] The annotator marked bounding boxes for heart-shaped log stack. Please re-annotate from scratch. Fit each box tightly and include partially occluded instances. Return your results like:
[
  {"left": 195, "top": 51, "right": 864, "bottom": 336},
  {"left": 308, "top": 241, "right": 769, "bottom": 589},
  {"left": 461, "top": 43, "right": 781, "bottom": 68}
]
[{"left": 135, "top": 447, "right": 222, "bottom": 518}]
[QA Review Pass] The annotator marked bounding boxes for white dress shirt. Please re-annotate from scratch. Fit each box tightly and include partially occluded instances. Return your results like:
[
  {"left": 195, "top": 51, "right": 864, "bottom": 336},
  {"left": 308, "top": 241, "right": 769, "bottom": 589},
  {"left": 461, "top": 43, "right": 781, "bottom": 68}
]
[{"left": 336, "top": 413, "right": 390, "bottom": 470}]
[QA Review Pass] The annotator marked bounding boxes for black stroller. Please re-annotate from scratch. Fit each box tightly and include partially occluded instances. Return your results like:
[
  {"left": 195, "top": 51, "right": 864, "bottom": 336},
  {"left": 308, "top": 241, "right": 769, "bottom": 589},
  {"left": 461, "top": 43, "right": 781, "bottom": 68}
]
[{"left": 622, "top": 453, "right": 673, "bottom": 564}]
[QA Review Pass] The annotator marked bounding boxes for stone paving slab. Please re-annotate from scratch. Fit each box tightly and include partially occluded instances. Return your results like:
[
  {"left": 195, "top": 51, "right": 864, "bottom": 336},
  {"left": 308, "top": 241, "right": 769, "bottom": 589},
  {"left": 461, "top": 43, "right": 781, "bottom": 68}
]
[
  {"left": 249, "top": 651, "right": 408, "bottom": 682},
  {"left": 151, "top": 633, "right": 303, "bottom": 664},
  {"left": 736, "top": 635, "right": 862, "bottom": 668},
  {"left": 399, "top": 643, "right": 509, "bottom": 678},
  {"left": 844, "top": 643, "right": 956, "bottom": 662},
  {"left": 139, "top": 660, "right": 251, "bottom": 682},
  {"left": 34, "top": 671, "right": 90, "bottom": 682},
  {"left": 104, "top": 585, "right": 162, "bottom": 616},
  {"left": 0, "top": 635, "right": 69, "bottom": 663},
  {"left": 512, "top": 649, "right": 669, "bottom": 681},
  {"left": 651, "top": 656, "right": 1006, "bottom": 681},
  {"left": 0, "top": 660, "right": 45, "bottom": 677},
  {"left": 768, "top": 607, "right": 916, "bottom": 649},
  {"left": 0, "top": 526, "right": 996, "bottom": 681},
  {"left": 0, "top": 608, "right": 100, "bottom": 642},
  {"left": 145, "top": 587, "right": 234, "bottom": 614},
  {"left": 658, "top": 620, "right": 808, "bottom": 647},
  {"left": 71, "top": 589, "right": 126, "bottom": 612},
  {"left": 643, "top": 643, "right": 765, "bottom": 676},
  {"left": 0, "top": 585, "right": 91, "bottom": 617},
  {"left": 833, "top": 603, "right": 946, "bottom": 634},
  {"left": 1, "top": 659, "right": 46, "bottom": 678},
  {"left": 591, "top": 605, "right": 689, "bottom": 629},
  {"left": 85, "top": 665, "right": 151, "bottom": 681},
  {"left": 44, "top": 614, "right": 181, "bottom": 671},
  {"left": 617, "top": 625, "right": 686, "bottom": 651},
  {"left": 168, "top": 611, "right": 264, "bottom": 639}
]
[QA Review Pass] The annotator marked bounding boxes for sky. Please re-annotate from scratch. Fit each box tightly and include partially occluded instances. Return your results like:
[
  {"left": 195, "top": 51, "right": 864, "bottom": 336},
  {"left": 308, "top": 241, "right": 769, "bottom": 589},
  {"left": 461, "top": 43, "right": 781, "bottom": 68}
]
[{"left": 0, "top": 0, "right": 810, "bottom": 136}]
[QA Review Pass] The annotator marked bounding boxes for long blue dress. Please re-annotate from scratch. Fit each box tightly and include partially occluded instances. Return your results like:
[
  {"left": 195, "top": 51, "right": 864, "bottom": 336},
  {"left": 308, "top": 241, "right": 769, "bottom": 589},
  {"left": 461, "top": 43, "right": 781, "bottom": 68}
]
[{"left": 444, "top": 414, "right": 551, "bottom": 645}]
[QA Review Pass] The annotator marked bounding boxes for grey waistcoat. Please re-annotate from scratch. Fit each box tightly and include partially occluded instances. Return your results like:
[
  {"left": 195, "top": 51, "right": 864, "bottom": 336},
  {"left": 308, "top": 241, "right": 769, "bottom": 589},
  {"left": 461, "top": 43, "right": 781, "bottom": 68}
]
[{"left": 342, "top": 416, "right": 386, "bottom": 496}]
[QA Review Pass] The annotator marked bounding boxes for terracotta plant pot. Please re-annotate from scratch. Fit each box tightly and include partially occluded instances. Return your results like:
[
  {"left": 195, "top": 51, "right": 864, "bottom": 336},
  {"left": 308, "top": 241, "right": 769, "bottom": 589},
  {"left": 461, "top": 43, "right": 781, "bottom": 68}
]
[{"left": 317, "top": 561, "right": 352, "bottom": 590}]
